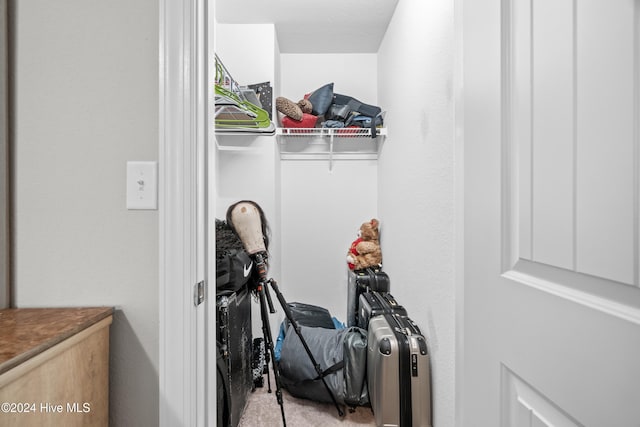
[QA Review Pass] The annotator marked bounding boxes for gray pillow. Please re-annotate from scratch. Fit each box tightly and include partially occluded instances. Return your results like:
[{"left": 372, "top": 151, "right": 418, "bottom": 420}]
[{"left": 308, "top": 83, "right": 334, "bottom": 116}]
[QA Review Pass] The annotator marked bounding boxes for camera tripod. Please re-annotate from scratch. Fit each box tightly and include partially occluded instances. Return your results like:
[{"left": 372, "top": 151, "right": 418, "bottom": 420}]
[{"left": 251, "top": 253, "right": 344, "bottom": 427}]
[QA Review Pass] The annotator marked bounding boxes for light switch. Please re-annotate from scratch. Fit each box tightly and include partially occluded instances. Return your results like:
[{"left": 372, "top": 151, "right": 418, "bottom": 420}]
[{"left": 127, "top": 161, "right": 158, "bottom": 210}]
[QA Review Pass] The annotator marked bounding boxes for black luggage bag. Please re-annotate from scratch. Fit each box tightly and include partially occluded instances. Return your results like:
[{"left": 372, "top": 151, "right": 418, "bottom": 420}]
[
  {"left": 285, "top": 301, "right": 336, "bottom": 330},
  {"left": 217, "top": 289, "right": 253, "bottom": 427},
  {"left": 347, "top": 268, "right": 390, "bottom": 327},
  {"left": 358, "top": 291, "right": 407, "bottom": 330},
  {"left": 368, "top": 313, "right": 432, "bottom": 427},
  {"left": 279, "top": 324, "right": 370, "bottom": 408}
]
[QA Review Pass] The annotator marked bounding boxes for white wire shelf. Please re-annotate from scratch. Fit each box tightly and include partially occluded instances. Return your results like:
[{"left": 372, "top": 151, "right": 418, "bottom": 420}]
[
  {"left": 276, "top": 127, "right": 386, "bottom": 170},
  {"left": 276, "top": 127, "right": 386, "bottom": 138}
]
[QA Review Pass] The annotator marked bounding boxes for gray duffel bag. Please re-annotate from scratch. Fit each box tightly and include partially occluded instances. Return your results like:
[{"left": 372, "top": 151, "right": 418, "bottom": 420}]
[{"left": 278, "top": 324, "right": 369, "bottom": 407}]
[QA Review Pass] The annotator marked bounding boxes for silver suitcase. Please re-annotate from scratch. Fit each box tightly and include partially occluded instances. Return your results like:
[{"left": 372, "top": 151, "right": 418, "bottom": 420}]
[{"left": 367, "top": 313, "right": 432, "bottom": 427}]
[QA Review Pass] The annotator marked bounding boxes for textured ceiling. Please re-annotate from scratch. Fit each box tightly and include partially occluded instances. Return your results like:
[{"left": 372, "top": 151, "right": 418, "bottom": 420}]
[{"left": 215, "top": 0, "right": 399, "bottom": 53}]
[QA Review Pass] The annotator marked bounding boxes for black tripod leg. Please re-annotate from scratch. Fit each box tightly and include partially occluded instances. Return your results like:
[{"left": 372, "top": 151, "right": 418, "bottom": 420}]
[
  {"left": 257, "top": 283, "right": 287, "bottom": 426},
  {"left": 264, "top": 339, "right": 272, "bottom": 393},
  {"left": 267, "top": 279, "right": 345, "bottom": 417}
]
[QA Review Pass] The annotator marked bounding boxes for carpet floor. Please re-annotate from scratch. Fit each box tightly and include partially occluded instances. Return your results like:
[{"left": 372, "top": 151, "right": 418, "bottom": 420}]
[{"left": 238, "top": 376, "right": 376, "bottom": 427}]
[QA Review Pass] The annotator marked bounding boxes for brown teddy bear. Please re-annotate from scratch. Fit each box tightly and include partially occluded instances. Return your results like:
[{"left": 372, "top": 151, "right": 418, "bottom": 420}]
[{"left": 346, "top": 219, "right": 382, "bottom": 270}]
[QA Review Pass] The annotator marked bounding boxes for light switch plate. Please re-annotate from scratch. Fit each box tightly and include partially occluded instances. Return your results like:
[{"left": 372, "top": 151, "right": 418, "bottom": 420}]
[{"left": 127, "top": 161, "right": 158, "bottom": 210}]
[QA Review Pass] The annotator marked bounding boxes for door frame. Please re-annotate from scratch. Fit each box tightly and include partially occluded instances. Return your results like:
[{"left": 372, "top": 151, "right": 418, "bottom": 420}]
[
  {"left": 454, "top": 0, "right": 466, "bottom": 425},
  {"left": 0, "top": 0, "right": 9, "bottom": 309},
  {"left": 159, "top": 1, "right": 469, "bottom": 426},
  {"left": 158, "top": 0, "right": 210, "bottom": 425}
]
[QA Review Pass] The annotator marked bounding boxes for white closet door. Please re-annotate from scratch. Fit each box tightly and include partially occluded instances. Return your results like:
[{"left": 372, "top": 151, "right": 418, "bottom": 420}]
[{"left": 462, "top": 0, "right": 640, "bottom": 425}]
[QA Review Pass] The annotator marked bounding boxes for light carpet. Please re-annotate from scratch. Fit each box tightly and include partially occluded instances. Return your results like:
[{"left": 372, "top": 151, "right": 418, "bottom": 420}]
[{"left": 237, "top": 376, "right": 376, "bottom": 427}]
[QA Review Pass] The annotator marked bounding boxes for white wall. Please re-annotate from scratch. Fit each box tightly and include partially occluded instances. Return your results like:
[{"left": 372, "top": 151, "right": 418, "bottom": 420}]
[
  {"left": 378, "top": 1, "right": 456, "bottom": 426},
  {"left": 215, "top": 24, "right": 279, "bottom": 234},
  {"left": 279, "top": 160, "right": 378, "bottom": 323},
  {"left": 278, "top": 53, "right": 379, "bottom": 323},
  {"left": 11, "top": 1, "right": 159, "bottom": 426},
  {"left": 215, "top": 23, "right": 283, "bottom": 335},
  {"left": 279, "top": 53, "right": 378, "bottom": 105}
]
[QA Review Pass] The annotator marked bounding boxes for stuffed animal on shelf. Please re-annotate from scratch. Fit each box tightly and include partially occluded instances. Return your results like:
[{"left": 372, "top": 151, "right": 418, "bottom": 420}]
[
  {"left": 276, "top": 96, "right": 303, "bottom": 120},
  {"left": 346, "top": 219, "right": 382, "bottom": 271},
  {"left": 276, "top": 96, "right": 318, "bottom": 128}
]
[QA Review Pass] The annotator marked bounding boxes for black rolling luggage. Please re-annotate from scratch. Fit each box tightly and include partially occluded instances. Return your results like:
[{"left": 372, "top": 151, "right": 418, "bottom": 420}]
[
  {"left": 217, "top": 289, "right": 253, "bottom": 427},
  {"left": 353, "top": 267, "right": 390, "bottom": 292},
  {"left": 358, "top": 291, "right": 407, "bottom": 329},
  {"left": 368, "top": 313, "right": 432, "bottom": 427},
  {"left": 217, "top": 347, "right": 231, "bottom": 427},
  {"left": 347, "top": 268, "right": 390, "bottom": 327}
]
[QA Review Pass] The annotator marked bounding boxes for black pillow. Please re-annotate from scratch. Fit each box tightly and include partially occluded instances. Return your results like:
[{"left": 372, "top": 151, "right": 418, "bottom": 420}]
[{"left": 308, "top": 82, "right": 334, "bottom": 116}]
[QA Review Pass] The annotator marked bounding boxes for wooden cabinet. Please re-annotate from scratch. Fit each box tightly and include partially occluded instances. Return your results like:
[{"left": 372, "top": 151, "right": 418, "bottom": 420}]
[{"left": 0, "top": 307, "right": 113, "bottom": 427}]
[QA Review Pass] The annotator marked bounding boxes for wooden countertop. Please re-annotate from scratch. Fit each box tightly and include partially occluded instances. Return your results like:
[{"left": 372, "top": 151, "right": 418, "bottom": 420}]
[{"left": 0, "top": 307, "right": 113, "bottom": 375}]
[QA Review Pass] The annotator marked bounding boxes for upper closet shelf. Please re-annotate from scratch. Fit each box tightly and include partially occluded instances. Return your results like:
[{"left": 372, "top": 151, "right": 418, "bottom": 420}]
[
  {"left": 214, "top": 54, "right": 275, "bottom": 135},
  {"left": 276, "top": 127, "right": 386, "bottom": 170},
  {"left": 277, "top": 127, "right": 386, "bottom": 138}
]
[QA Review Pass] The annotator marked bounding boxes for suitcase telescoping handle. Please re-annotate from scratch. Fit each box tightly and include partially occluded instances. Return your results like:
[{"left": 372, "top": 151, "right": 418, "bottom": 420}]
[
  {"left": 390, "top": 313, "right": 422, "bottom": 334},
  {"left": 390, "top": 314, "right": 410, "bottom": 335},
  {"left": 389, "top": 314, "right": 428, "bottom": 356}
]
